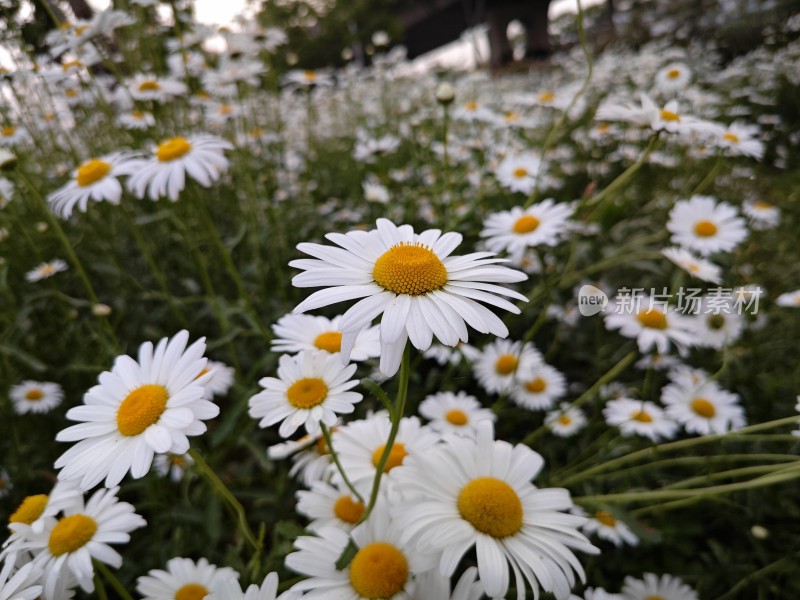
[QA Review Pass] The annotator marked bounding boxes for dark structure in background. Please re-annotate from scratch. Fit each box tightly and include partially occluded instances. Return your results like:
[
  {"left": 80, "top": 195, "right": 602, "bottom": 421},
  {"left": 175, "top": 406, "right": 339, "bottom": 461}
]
[{"left": 396, "top": 0, "right": 553, "bottom": 68}]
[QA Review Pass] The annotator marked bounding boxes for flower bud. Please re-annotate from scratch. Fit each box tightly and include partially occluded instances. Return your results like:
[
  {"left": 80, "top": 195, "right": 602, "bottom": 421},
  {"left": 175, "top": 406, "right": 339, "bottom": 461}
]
[{"left": 436, "top": 83, "right": 455, "bottom": 106}]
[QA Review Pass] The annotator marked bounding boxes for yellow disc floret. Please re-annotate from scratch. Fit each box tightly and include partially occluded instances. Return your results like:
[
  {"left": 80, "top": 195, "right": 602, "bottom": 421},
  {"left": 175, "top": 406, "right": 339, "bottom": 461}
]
[
  {"left": 314, "top": 331, "right": 342, "bottom": 353},
  {"left": 334, "top": 495, "right": 365, "bottom": 524},
  {"left": 48, "top": 514, "right": 97, "bottom": 556},
  {"left": 494, "top": 354, "right": 518, "bottom": 375},
  {"left": 659, "top": 109, "right": 681, "bottom": 122},
  {"left": 458, "top": 477, "right": 523, "bottom": 538},
  {"left": 286, "top": 378, "right": 328, "bottom": 409},
  {"left": 525, "top": 377, "right": 547, "bottom": 393},
  {"left": 174, "top": 583, "right": 209, "bottom": 600},
  {"left": 512, "top": 167, "right": 529, "bottom": 179},
  {"left": 723, "top": 132, "right": 740, "bottom": 144},
  {"left": 116, "top": 384, "right": 169, "bottom": 436},
  {"left": 558, "top": 414, "right": 572, "bottom": 425},
  {"left": 349, "top": 542, "right": 409, "bottom": 599},
  {"left": 694, "top": 220, "right": 718, "bottom": 237},
  {"left": 691, "top": 398, "right": 716, "bottom": 419},
  {"left": 595, "top": 510, "right": 617, "bottom": 526},
  {"left": 25, "top": 389, "right": 44, "bottom": 401},
  {"left": 513, "top": 214, "right": 540, "bottom": 234},
  {"left": 10, "top": 494, "right": 48, "bottom": 525},
  {"left": 156, "top": 137, "right": 192, "bottom": 162},
  {"left": 666, "top": 68, "right": 681, "bottom": 80},
  {"left": 445, "top": 409, "right": 469, "bottom": 426},
  {"left": 373, "top": 243, "right": 448, "bottom": 296},
  {"left": 631, "top": 410, "right": 653, "bottom": 423},
  {"left": 636, "top": 309, "right": 668, "bottom": 330},
  {"left": 371, "top": 442, "right": 408, "bottom": 472},
  {"left": 76, "top": 159, "right": 111, "bottom": 187},
  {"left": 138, "top": 80, "right": 161, "bottom": 92}
]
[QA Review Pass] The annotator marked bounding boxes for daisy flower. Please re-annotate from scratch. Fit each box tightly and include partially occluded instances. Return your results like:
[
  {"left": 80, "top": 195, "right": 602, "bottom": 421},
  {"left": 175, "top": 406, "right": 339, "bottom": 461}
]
[
  {"left": 128, "top": 74, "right": 188, "bottom": 102},
  {"left": 775, "top": 290, "right": 800, "bottom": 308},
  {"left": 54, "top": 330, "right": 218, "bottom": 490},
  {"left": 26, "top": 486, "right": 146, "bottom": 599},
  {"left": 661, "top": 247, "right": 722, "bottom": 284},
  {"left": 296, "top": 480, "right": 366, "bottom": 532},
  {"left": 286, "top": 506, "right": 434, "bottom": 599},
  {"left": 271, "top": 314, "right": 381, "bottom": 361},
  {"left": 661, "top": 376, "right": 745, "bottom": 435},
  {"left": 574, "top": 507, "right": 639, "bottom": 547},
  {"left": 137, "top": 557, "right": 238, "bottom": 600},
  {"left": 333, "top": 414, "right": 439, "bottom": 495},
  {"left": 127, "top": 134, "right": 233, "bottom": 201},
  {"left": 198, "top": 359, "right": 235, "bottom": 399},
  {"left": 46, "top": 153, "right": 137, "bottom": 218},
  {"left": 545, "top": 403, "right": 588, "bottom": 437},
  {"left": 472, "top": 339, "right": 542, "bottom": 394},
  {"left": 248, "top": 350, "right": 362, "bottom": 437},
  {"left": 412, "top": 566, "right": 484, "bottom": 600},
  {"left": 0, "top": 562, "right": 42, "bottom": 600},
  {"left": 603, "top": 398, "right": 678, "bottom": 442},
  {"left": 571, "top": 587, "right": 624, "bottom": 600},
  {"left": 742, "top": 199, "right": 780, "bottom": 230},
  {"left": 392, "top": 421, "right": 598, "bottom": 600},
  {"left": 283, "top": 69, "right": 334, "bottom": 87},
  {"left": 604, "top": 297, "right": 697, "bottom": 355},
  {"left": 423, "top": 342, "right": 479, "bottom": 366},
  {"left": 290, "top": 218, "right": 528, "bottom": 377},
  {"left": 267, "top": 432, "right": 334, "bottom": 486},
  {"left": 25, "top": 259, "right": 68, "bottom": 282},
  {"left": 5, "top": 480, "right": 82, "bottom": 539},
  {"left": 153, "top": 453, "right": 194, "bottom": 483},
  {"left": 711, "top": 122, "right": 764, "bottom": 159},
  {"left": 117, "top": 110, "right": 155, "bottom": 130},
  {"left": 452, "top": 100, "right": 497, "bottom": 123},
  {"left": 481, "top": 200, "right": 575, "bottom": 257},
  {"left": 494, "top": 153, "right": 542, "bottom": 194},
  {"left": 418, "top": 391, "right": 496, "bottom": 438},
  {"left": 654, "top": 63, "right": 692, "bottom": 93},
  {"left": 208, "top": 572, "right": 301, "bottom": 600},
  {"left": 690, "top": 297, "right": 745, "bottom": 349},
  {"left": 621, "top": 572, "right": 698, "bottom": 600},
  {"left": 667, "top": 195, "right": 748, "bottom": 256},
  {"left": 10, "top": 380, "right": 63, "bottom": 414},
  {"left": 0, "top": 125, "right": 29, "bottom": 147},
  {"left": 510, "top": 361, "right": 568, "bottom": 411}
]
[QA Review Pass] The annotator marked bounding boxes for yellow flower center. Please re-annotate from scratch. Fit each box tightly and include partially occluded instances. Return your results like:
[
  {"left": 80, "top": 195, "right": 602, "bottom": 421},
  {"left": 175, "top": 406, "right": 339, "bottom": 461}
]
[
  {"left": 63, "top": 60, "right": 82, "bottom": 71},
  {"left": 636, "top": 309, "right": 668, "bottom": 330},
  {"left": 558, "top": 414, "right": 572, "bottom": 425},
  {"left": 250, "top": 127, "right": 265, "bottom": 137},
  {"left": 219, "top": 104, "right": 233, "bottom": 115},
  {"left": 174, "top": 583, "right": 209, "bottom": 600},
  {"left": 538, "top": 91, "right": 555, "bottom": 103},
  {"left": 753, "top": 200, "right": 772, "bottom": 209},
  {"left": 303, "top": 70, "right": 317, "bottom": 81},
  {"left": 694, "top": 220, "right": 718, "bottom": 237},
  {"left": 372, "top": 242, "right": 448, "bottom": 296},
  {"left": 116, "top": 384, "right": 169, "bottom": 436},
  {"left": 74, "top": 24, "right": 90, "bottom": 36},
  {"left": 595, "top": 510, "right": 617, "bottom": 526},
  {"left": 525, "top": 377, "right": 547, "bottom": 393},
  {"left": 707, "top": 314, "right": 726, "bottom": 330},
  {"left": 513, "top": 214, "right": 540, "bottom": 234},
  {"left": 512, "top": 167, "right": 529, "bottom": 179},
  {"left": 314, "top": 331, "right": 342, "bottom": 353},
  {"left": 666, "top": 68, "right": 681, "bottom": 80},
  {"left": 659, "top": 109, "right": 681, "bottom": 122},
  {"left": 349, "top": 542, "right": 409, "bottom": 599},
  {"left": 445, "top": 409, "right": 469, "bottom": 426},
  {"left": 315, "top": 436, "right": 329, "bottom": 455},
  {"left": 504, "top": 111, "right": 519, "bottom": 122},
  {"left": 723, "top": 132, "right": 740, "bottom": 144},
  {"left": 156, "top": 137, "right": 192, "bottom": 162},
  {"left": 132, "top": 110, "right": 144, "bottom": 120},
  {"left": 10, "top": 494, "right": 48, "bottom": 524},
  {"left": 465, "top": 101, "right": 478, "bottom": 111},
  {"left": 48, "top": 514, "right": 97, "bottom": 556},
  {"left": 458, "top": 477, "right": 523, "bottom": 538},
  {"left": 76, "top": 159, "right": 111, "bottom": 187},
  {"left": 597, "top": 123, "right": 610, "bottom": 134},
  {"left": 646, "top": 596, "right": 666, "bottom": 600},
  {"left": 138, "top": 80, "right": 161, "bottom": 92},
  {"left": 2, "top": 127, "right": 15, "bottom": 136},
  {"left": 333, "top": 495, "right": 365, "bottom": 524},
  {"left": 24, "top": 389, "right": 44, "bottom": 401},
  {"left": 631, "top": 410, "right": 653, "bottom": 423},
  {"left": 691, "top": 398, "right": 716, "bottom": 419},
  {"left": 371, "top": 442, "right": 408, "bottom": 472},
  {"left": 65, "top": 88, "right": 79, "bottom": 98},
  {"left": 494, "top": 354, "right": 518, "bottom": 375},
  {"left": 286, "top": 378, "right": 328, "bottom": 409},
  {"left": 170, "top": 455, "right": 187, "bottom": 466}
]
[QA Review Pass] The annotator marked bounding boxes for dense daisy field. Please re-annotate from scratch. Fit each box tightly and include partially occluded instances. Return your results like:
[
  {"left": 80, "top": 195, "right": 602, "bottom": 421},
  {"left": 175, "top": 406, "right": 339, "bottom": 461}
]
[{"left": 2, "top": 1, "right": 800, "bottom": 599}]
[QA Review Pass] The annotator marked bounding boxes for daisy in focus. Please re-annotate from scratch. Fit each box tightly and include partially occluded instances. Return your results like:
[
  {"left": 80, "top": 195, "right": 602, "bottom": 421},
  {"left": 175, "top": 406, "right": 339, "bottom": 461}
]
[
  {"left": 47, "top": 153, "right": 137, "bottom": 218},
  {"left": 418, "top": 391, "right": 496, "bottom": 438},
  {"left": 481, "top": 200, "right": 575, "bottom": 257},
  {"left": 603, "top": 398, "right": 678, "bottom": 441},
  {"left": 54, "top": 330, "right": 217, "bottom": 490},
  {"left": 127, "top": 134, "right": 233, "bottom": 201},
  {"left": 137, "top": 557, "right": 238, "bottom": 600},
  {"left": 392, "top": 421, "right": 598, "bottom": 600},
  {"left": 666, "top": 195, "right": 748, "bottom": 256},
  {"left": 290, "top": 218, "right": 528, "bottom": 376},
  {"left": 10, "top": 380, "right": 63, "bottom": 414},
  {"left": 25, "top": 259, "right": 68, "bottom": 282},
  {"left": 248, "top": 350, "right": 361, "bottom": 437},
  {"left": 271, "top": 314, "right": 381, "bottom": 361}
]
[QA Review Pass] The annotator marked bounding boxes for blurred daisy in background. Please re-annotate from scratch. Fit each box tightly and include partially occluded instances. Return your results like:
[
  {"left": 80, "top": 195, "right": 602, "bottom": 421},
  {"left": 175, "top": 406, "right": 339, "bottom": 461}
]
[
  {"left": 662, "top": 375, "right": 745, "bottom": 435},
  {"left": 603, "top": 398, "right": 678, "bottom": 441},
  {"left": 510, "top": 361, "right": 568, "bottom": 411},
  {"left": 661, "top": 247, "right": 722, "bottom": 284},
  {"left": 689, "top": 296, "right": 745, "bottom": 349},
  {"left": 117, "top": 109, "right": 156, "bottom": 131},
  {"left": 248, "top": 350, "right": 361, "bottom": 438},
  {"left": 198, "top": 359, "right": 235, "bottom": 400},
  {"left": 418, "top": 390, "right": 496, "bottom": 438},
  {"left": 545, "top": 403, "right": 588, "bottom": 437},
  {"left": 604, "top": 297, "right": 696, "bottom": 355},
  {"left": 472, "top": 339, "right": 542, "bottom": 394},
  {"left": 25, "top": 259, "right": 68, "bottom": 282},
  {"left": 575, "top": 507, "right": 639, "bottom": 547},
  {"left": 10, "top": 381, "right": 63, "bottom": 414},
  {"left": 494, "top": 153, "right": 543, "bottom": 194},
  {"left": 621, "top": 572, "right": 698, "bottom": 600},
  {"left": 47, "top": 153, "right": 137, "bottom": 218},
  {"left": 271, "top": 314, "right": 381, "bottom": 361},
  {"left": 137, "top": 557, "right": 238, "bottom": 600},
  {"left": 267, "top": 431, "right": 333, "bottom": 487},
  {"left": 667, "top": 195, "right": 748, "bottom": 256},
  {"left": 296, "top": 480, "right": 365, "bottom": 532},
  {"left": 711, "top": 122, "right": 764, "bottom": 159},
  {"left": 742, "top": 198, "right": 780, "bottom": 230},
  {"left": 776, "top": 290, "right": 800, "bottom": 307},
  {"left": 128, "top": 74, "right": 187, "bottom": 102},
  {"left": 654, "top": 62, "right": 692, "bottom": 93},
  {"left": 481, "top": 200, "right": 575, "bottom": 257},
  {"left": 153, "top": 453, "right": 194, "bottom": 483}
]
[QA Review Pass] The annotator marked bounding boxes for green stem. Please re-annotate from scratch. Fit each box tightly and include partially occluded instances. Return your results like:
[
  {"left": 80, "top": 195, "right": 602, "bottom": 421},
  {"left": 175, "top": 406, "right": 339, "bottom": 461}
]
[
  {"left": 357, "top": 345, "right": 410, "bottom": 525},
  {"left": 188, "top": 448, "right": 261, "bottom": 553},
  {"left": 94, "top": 573, "right": 108, "bottom": 600},
  {"left": 94, "top": 561, "right": 134, "bottom": 600},
  {"left": 689, "top": 154, "right": 723, "bottom": 197},
  {"left": 321, "top": 423, "right": 364, "bottom": 504}
]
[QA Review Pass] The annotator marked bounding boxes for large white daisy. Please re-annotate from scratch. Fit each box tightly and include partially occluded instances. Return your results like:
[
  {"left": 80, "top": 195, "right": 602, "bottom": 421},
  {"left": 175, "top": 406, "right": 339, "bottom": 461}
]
[
  {"left": 54, "top": 330, "right": 218, "bottom": 490},
  {"left": 290, "top": 218, "right": 528, "bottom": 376},
  {"left": 392, "top": 421, "right": 598, "bottom": 600}
]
